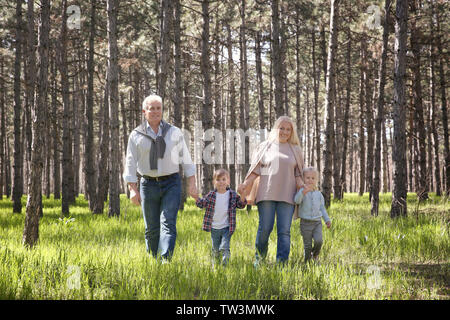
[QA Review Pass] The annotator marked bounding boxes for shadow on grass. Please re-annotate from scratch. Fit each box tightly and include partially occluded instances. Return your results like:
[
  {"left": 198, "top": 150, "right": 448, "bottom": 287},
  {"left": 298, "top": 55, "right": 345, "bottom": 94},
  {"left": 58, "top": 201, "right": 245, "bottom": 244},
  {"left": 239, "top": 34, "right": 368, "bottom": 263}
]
[{"left": 352, "top": 262, "right": 450, "bottom": 299}]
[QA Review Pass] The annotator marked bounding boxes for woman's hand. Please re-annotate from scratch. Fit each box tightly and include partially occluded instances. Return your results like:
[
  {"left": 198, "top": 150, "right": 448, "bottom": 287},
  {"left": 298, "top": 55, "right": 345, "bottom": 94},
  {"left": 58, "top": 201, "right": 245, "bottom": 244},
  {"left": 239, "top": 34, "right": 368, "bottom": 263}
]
[{"left": 237, "top": 181, "right": 249, "bottom": 197}]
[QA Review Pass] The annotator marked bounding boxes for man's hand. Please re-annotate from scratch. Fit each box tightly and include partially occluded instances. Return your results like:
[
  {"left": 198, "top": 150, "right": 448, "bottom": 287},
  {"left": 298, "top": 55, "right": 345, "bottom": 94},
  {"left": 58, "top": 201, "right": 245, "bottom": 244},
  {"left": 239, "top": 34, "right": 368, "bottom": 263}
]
[
  {"left": 187, "top": 175, "right": 199, "bottom": 200},
  {"left": 128, "top": 183, "right": 141, "bottom": 206},
  {"left": 326, "top": 221, "right": 332, "bottom": 229}
]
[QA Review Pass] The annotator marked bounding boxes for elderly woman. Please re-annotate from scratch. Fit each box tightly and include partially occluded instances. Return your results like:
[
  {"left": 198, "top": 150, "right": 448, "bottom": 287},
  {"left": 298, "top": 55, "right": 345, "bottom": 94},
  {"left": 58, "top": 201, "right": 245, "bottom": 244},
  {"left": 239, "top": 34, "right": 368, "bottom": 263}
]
[{"left": 238, "top": 116, "right": 304, "bottom": 265}]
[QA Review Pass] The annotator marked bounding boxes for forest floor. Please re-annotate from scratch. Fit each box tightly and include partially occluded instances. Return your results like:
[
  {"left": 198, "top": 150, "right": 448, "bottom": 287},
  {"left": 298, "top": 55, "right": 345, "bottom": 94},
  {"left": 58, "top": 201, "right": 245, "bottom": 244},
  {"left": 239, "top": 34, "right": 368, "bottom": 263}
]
[{"left": 0, "top": 192, "right": 448, "bottom": 300}]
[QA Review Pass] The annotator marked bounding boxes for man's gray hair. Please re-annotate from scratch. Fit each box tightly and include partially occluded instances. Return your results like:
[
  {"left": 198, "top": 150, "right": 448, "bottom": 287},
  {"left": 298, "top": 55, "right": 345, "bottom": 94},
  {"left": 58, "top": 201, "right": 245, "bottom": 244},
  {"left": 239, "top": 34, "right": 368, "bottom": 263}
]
[{"left": 142, "top": 94, "right": 162, "bottom": 111}]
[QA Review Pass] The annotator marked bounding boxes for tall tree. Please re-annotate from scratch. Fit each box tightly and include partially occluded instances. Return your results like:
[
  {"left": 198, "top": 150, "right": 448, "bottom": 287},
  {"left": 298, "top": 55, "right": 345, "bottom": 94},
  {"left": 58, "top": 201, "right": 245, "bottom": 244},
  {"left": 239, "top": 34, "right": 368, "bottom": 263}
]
[
  {"left": 93, "top": 77, "right": 110, "bottom": 214},
  {"left": 434, "top": 0, "right": 449, "bottom": 195},
  {"left": 429, "top": 0, "right": 441, "bottom": 196},
  {"left": 84, "top": 0, "right": 96, "bottom": 210},
  {"left": 60, "top": 0, "right": 75, "bottom": 215},
  {"left": 12, "top": 0, "right": 23, "bottom": 214},
  {"left": 410, "top": 0, "right": 428, "bottom": 202},
  {"left": 271, "top": 0, "right": 284, "bottom": 117},
  {"left": 339, "top": 27, "right": 352, "bottom": 200},
  {"left": 311, "top": 28, "right": 321, "bottom": 177},
  {"left": 391, "top": 0, "right": 408, "bottom": 218},
  {"left": 107, "top": 0, "right": 120, "bottom": 217},
  {"left": 50, "top": 47, "right": 60, "bottom": 199},
  {"left": 322, "top": 0, "right": 340, "bottom": 208},
  {"left": 371, "top": 0, "right": 391, "bottom": 216},
  {"left": 358, "top": 37, "right": 366, "bottom": 196},
  {"left": 158, "top": 0, "right": 173, "bottom": 104},
  {"left": 201, "top": 0, "right": 213, "bottom": 193},
  {"left": 23, "top": 0, "right": 50, "bottom": 248}
]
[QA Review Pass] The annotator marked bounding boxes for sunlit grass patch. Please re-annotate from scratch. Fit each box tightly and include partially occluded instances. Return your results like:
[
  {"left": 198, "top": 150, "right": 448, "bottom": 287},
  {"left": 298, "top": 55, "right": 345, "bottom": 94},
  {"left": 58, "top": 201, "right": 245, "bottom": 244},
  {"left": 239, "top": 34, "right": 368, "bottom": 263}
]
[{"left": 0, "top": 192, "right": 448, "bottom": 299}]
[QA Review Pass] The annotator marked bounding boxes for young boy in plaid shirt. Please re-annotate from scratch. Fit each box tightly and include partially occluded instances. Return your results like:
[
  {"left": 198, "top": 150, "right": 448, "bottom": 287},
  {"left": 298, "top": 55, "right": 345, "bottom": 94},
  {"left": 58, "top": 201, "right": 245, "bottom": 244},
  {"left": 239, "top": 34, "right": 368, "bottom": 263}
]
[{"left": 193, "top": 169, "right": 247, "bottom": 266}]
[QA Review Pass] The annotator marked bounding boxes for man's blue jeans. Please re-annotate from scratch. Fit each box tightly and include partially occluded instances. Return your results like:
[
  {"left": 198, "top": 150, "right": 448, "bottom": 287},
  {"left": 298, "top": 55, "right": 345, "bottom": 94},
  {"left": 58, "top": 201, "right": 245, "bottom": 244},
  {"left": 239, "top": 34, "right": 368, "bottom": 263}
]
[
  {"left": 210, "top": 227, "right": 231, "bottom": 266},
  {"left": 255, "top": 200, "right": 295, "bottom": 263},
  {"left": 140, "top": 173, "right": 181, "bottom": 260}
]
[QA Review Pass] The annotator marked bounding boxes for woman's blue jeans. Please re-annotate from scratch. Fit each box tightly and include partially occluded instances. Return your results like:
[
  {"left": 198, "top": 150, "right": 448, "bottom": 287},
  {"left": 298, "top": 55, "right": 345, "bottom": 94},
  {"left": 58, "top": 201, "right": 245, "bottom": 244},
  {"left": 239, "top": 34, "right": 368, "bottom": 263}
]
[
  {"left": 140, "top": 173, "right": 181, "bottom": 260},
  {"left": 255, "top": 200, "right": 295, "bottom": 263}
]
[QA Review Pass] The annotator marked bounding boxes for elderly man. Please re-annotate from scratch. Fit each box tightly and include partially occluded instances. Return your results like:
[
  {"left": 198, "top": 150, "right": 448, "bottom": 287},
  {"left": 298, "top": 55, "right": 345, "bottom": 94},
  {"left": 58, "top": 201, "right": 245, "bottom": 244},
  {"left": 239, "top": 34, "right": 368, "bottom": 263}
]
[{"left": 123, "top": 94, "right": 198, "bottom": 261}]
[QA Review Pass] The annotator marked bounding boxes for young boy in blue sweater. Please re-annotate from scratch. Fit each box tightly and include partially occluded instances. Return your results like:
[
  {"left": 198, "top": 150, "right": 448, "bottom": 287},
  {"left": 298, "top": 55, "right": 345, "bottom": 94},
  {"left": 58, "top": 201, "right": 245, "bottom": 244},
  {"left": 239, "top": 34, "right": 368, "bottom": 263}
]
[{"left": 294, "top": 167, "right": 331, "bottom": 263}]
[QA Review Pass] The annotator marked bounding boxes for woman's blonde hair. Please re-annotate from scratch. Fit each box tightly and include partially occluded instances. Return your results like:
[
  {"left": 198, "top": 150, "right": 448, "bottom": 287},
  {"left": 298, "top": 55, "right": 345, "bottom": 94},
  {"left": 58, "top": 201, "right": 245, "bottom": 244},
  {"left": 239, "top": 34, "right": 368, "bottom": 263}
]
[{"left": 267, "top": 116, "right": 300, "bottom": 145}]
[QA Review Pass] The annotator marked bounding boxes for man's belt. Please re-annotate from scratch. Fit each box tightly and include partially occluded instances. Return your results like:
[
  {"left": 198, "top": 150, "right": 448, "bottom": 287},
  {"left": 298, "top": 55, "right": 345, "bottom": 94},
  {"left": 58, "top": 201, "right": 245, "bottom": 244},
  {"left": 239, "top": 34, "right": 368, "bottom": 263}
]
[{"left": 142, "top": 173, "right": 178, "bottom": 182}]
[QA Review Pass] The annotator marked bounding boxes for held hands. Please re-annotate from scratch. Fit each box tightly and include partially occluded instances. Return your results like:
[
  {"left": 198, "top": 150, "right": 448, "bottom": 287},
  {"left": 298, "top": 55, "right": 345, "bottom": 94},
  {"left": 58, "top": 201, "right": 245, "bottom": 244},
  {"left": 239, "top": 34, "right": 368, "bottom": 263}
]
[
  {"left": 237, "top": 180, "right": 249, "bottom": 198},
  {"left": 188, "top": 176, "right": 199, "bottom": 201}
]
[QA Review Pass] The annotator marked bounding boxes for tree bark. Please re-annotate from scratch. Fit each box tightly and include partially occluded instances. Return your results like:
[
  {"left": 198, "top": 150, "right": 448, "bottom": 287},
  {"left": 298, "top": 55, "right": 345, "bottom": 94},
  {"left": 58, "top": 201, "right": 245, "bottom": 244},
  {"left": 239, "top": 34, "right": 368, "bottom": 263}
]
[
  {"left": 107, "top": 0, "right": 120, "bottom": 217},
  {"left": 339, "top": 28, "right": 352, "bottom": 200},
  {"left": 410, "top": 0, "right": 428, "bottom": 201},
  {"left": 429, "top": 3, "right": 441, "bottom": 196},
  {"left": 51, "top": 48, "right": 60, "bottom": 199},
  {"left": 358, "top": 37, "right": 366, "bottom": 196},
  {"left": 391, "top": 0, "right": 408, "bottom": 218},
  {"left": 434, "top": 1, "right": 449, "bottom": 196},
  {"left": 158, "top": 0, "right": 173, "bottom": 104},
  {"left": 271, "top": 0, "right": 284, "bottom": 117},
  {"left": 23, "top": 0, "right": 50, "bottom": 248},
  {"left": 322, "top": 0, "right": 340, "bottom": 208},
  {"left": 60, "top": 0, "right": 75, "bottom": 215},
  {"left": 201, "top": 0, "right": 213, "bottom": 193},
  {"left": 311, "top": 28, "right": 321, "bottom": 177},
  {"left": 93, "top": 76, "right": 110, "bottom": 214},
  {"left": 84, "top": 0, "right": 96, "bottom": 210},
  {"left": 371, "top": 0, "right": 391, "bottom": 216},
  {"left": 12, "top": 0, "right": 23, "bottom": 214}
]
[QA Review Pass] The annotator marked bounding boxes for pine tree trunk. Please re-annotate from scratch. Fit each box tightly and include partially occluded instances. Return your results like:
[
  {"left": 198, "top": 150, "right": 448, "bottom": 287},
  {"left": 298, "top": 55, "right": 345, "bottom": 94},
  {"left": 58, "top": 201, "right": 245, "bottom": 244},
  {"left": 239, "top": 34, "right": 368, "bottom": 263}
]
[
  {"left": 371, "top": 0, "right": 390, "bottom": 216},
  {"left": 12, "top": 0, "right": 23, "bottom": 214},
  {"left": 226, "top": 18, "right": 236, "bottom": 189},
  {"left": 60, "top": 0, "right": 74, "bottom": 215},
  {"left": 158, "top": 0, "right": 173, "bottom": 104},
  {"left": 339, "top": 28, "right": 352, "bottom": 200},
  {"left": 0, "top": 56, "right": 5, "bottom": 198},
  {"left": 358, "top": 37, "right": 366, "bottom": 196},
  {"left": 72, "top": 66, "right": 80, "bottom": 199},
  {"left": 322, "top": 0, "right": 340, "bottom": 208},
  {"left": 429, "top": 6, "right": 441, "bottom": 195},
  {"left": 255, "top": 29, "right": 265, "bottom": 130},
  {"left": 93, "top": 77, "right": 110, "bottom": 214},
  {"left": 271, "top": 0, "right": 284, "bottom": 117},
  {"left": 51, "top": 55, "right": 60, "bottom": 199},
  {"left": 434, "top": 3, "right": 449, "bottom": 196},
  {"left": 391, "top": 0, "right": 408, "bottom": 218},
  {"left": 365, "top": 60, "right": 374, "bottom": 200},
  {"left": 173, "top": 0, "right": 185, "bottom": 208},
  {"left": 106, "top": 0, "right": 120, "bottom": 217},
  {"left": 382, "top": 120, "right": 389, "bottom": 193},
  {"left": 410, "top": 1, "right": 428, "bottom": 201},
  {"left": 23, "top": 0, "right": 50, "bottom": 248},
  {"left": 201, "top": 0, "right": 213, "bottom": 193},
  {"left": 24, "top": 0, "right": 36, "bottom": 192},
  {"left": 311, "top": 28, "right": 321, "bottom": 177}
]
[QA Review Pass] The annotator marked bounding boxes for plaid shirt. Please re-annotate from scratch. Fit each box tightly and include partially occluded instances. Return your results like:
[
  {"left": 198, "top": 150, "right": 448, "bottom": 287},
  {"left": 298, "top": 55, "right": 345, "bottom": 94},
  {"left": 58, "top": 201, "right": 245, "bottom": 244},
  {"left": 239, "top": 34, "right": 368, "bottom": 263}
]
[{"left": 196, "top": 187, "right": 247, "bottom": 235}]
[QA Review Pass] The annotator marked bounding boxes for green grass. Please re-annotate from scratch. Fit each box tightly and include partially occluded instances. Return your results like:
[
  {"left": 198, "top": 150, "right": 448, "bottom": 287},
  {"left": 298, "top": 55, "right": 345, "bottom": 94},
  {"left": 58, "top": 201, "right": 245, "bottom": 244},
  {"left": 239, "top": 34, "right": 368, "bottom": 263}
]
[{"left": 0, "top": 192, "right": 448, "bottom": 299}]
